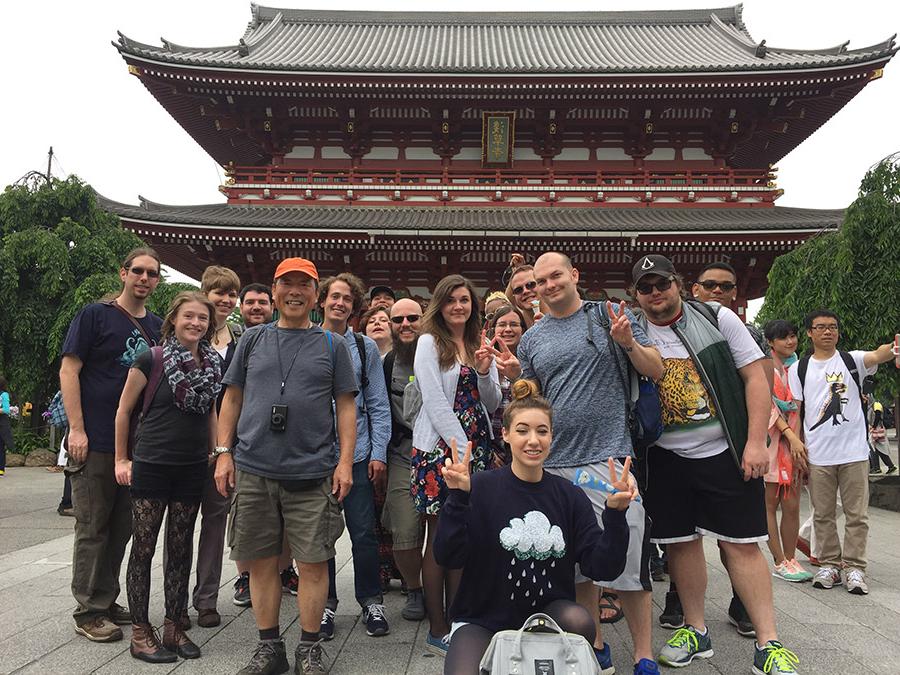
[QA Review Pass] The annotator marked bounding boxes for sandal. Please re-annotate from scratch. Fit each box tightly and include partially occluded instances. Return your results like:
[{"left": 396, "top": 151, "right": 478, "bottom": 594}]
[{"left": 598, "top": 591, "right": 624, "bottom": 624}]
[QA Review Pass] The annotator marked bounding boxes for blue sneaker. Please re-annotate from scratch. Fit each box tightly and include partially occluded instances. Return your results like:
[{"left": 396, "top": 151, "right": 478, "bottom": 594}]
[
  {"left": 594, "top": 642, "right": 614, "bottom": 675},
  {"left": 658, "top": 625, "right": 714, "bottom": 667},
  {"left": 753, "top": 640, "right": 799, "bottom": 674},
  {"left": 318, "top": 608, "right": 335, "bottom": 641},
  {"left": 425, "top": 632, "right": 450, "bottom": 657},
  {"left": 634, "top": 658, "right": 660, "bottom": 674}
]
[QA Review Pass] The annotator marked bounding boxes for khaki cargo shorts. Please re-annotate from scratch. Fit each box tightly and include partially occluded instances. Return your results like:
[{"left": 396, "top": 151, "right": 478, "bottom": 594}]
[
  {"left": 381, "top": 450, "right": 423, "bottom": 551},
  {"left": 228, "top": 469, "right": 345, "bottom": 564}
]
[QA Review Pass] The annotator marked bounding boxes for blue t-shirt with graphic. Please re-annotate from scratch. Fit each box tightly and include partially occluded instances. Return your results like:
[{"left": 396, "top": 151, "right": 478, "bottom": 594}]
[{"left": 61, "top": 302, "right": 162, "bottom": 453}]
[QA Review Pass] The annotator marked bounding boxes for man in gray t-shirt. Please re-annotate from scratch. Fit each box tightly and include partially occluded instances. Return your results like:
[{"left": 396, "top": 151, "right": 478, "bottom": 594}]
[
  {"left": 213, "top": 258, "right": 358, "bottom": 674},
  {"left": 516, "top": 252, "right": 664, "bottom": 673}
]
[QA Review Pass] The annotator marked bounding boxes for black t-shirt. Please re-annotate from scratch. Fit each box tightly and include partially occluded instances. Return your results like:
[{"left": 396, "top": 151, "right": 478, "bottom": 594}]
[
  {"left": 131, "top": 350, "right": 211, "bottom": 465},
  {"left": 61, "top": 303, "right": 163, "bottom": 453}
]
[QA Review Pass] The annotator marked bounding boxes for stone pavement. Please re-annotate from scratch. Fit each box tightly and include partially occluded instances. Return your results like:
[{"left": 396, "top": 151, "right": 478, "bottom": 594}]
[{"left": 2, "top": 466, "right": 900, "bottom": 674}]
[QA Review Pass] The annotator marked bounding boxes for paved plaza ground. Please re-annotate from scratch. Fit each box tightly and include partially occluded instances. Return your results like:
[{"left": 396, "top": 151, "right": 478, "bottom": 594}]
[{"left": 1, "top": 460, "right": 899, "bottom": 674}]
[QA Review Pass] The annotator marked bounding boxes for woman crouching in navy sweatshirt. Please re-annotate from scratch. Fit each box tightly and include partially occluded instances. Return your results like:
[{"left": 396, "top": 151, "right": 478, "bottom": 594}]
[{"left": 435, "top": 379, "right": 634, "bottom": 674}]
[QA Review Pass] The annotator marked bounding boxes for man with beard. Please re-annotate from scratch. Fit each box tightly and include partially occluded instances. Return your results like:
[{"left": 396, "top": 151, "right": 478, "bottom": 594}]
[
  {"left": 631, "top": 255, "right": 799, "bottom": 674},
  {"left": 239, "top": 284, "right": 274, "bottom": 328},
  {"left": 60, "top": 248, "right": 163, "bottom": 642},
  {"left": 381, "top": 298, "right": 426, "bottom": 622}
]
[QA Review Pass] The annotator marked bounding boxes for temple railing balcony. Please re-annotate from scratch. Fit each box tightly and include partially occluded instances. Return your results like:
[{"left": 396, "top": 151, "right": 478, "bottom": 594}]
[{"left": 220, "top": 166, "right": 780, "bottom": 206}]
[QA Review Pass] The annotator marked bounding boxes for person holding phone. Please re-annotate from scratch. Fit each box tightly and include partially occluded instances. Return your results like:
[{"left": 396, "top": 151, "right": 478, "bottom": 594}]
[{"left": 436, "top": 379, "right": 634, "bottom": 675}]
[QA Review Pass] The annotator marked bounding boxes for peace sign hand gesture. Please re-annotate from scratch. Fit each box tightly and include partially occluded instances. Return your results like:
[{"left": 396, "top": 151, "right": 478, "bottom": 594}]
[
  {"left": 442, "top": 439, "right": 473, "bottom": 492},
  {"left": 488, "top": 337, "right": 522, "bottom": 381},
  {"left": 605, "top": 457, "right": 637, "bottom": 511},
  {"left": 606, "top": 301, "right": 636, "bottom": 350},
  {"left": 474, "top": 329, "right": 495, "bottom": 375}
]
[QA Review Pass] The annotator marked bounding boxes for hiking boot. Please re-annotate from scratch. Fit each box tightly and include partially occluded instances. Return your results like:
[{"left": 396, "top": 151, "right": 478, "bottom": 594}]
[
  {"left": 281, "top": 566, "right": 299, "bottom": 596},
  {"left": 295, "top": 639, "right": 329, "bottom": 674},
  {"left": 727, "top": 596, "right": 755, "bottom": 638},
  {"left": 363, "top": 603, "right": 390, "bottom": 637},
  {"left": 845, "top": 568, "right": 869, "bottom": 595},
  {"left": 162, "top": 616, "right": 201, "bottom": 659},
  {"left": 108, "top": 602, "right": 132, "bottom": 626},
  {"left": 659, "top": 590, "right": 684, "bottom": 629},
  {"left": 74, "top": 616, "right": 123, "bottom": 642},
  {"left": 129, "top": 623, "right": 176, "bottom": 663},
  {"left": 752, "top": 640, "right": 799, "bottom": 674},
  {"left": 812, "top": 566, "right": 842, "bottom": 590},
  {"left": 401, "top": 588, "right": 425, "bottom": 621},
  {"left": 198, "top": 607, "right": 221, "bottom": 627},
  {"left": 318, "top": 608, "right": 335, "bottom": 640},
  {"left": 234, "top": 571, "right": 252, "bottom": 606},
  {"left": 658, "top": 625, "right": 714, "bottom": 667},
  {"left": 238, "top": 640, "right": 289, "bottom": 675}
]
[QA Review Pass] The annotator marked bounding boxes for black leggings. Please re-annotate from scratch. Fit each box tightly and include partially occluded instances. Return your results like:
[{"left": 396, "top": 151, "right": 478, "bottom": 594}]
[
  {"left": 444, "top": 599, "right": 594, "bottom": 675},
  {"left": 126, "top": 497, "right": 201, "bottom": 624}
]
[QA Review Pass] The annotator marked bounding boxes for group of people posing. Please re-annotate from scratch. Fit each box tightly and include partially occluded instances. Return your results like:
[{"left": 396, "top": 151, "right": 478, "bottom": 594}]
[{"left": 56, "top": 246, "right": 897, "bottom": 675}]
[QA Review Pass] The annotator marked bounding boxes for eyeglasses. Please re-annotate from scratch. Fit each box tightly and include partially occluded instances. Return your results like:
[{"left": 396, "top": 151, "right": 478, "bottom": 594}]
[
  {"left": 635, "top": 278, "right": 674, "bottom": 295},
  {"left": 391, "top": 314, "right": 421, "bottom": 325},
  {"left": 811, "top": 324, "right": 839, "bottom": 332},
  {"left": 511, "top": 280, "right": 537, "bottom": 296},
  {"left": 697, "top": 280, "right": 736, "bottom": 292},
  {"left": 127, "top": 266, "right": 160, "bottom": 279},
  {"left": 495, "top": 321, "right": 522, "bottom": 330}
]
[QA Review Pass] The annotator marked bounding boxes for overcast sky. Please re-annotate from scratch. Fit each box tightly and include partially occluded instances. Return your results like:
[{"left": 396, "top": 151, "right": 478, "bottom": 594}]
[{"left": 3, "top": 0, "right": 899, "bottom": 300}]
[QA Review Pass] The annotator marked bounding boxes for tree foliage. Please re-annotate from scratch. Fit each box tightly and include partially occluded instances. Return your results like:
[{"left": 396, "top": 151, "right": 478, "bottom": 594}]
[
  {"left": 758, "top": 157, "right": 900, "bottom": 401},
  {"left": 0, "top": 176, "right": 197, "bottom": 414}
]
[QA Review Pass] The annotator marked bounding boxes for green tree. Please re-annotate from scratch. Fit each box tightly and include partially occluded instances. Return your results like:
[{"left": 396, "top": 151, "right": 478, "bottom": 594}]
[
  {"left": 0, "top": 176, "right": 196, "bottom": 419},
  {"left": 758, "top": 156, "right": 900, "bottom": 414}
]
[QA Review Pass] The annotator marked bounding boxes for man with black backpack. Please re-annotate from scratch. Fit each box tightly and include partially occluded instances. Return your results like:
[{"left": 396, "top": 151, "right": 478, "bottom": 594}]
[
  {"left": 319, "top": 273, "right": 392, "bottom": 640},
  {"left": 787, "top": 309, "right": 896, "bottom": 596},
  {"left": 516, "top": 251, "right": 664, "bottom": 675},
  {"left": 631, "top": 255, "right": 800, "bottom": 674}
]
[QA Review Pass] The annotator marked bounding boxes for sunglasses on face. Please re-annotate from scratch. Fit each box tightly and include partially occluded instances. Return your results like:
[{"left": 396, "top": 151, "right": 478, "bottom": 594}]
[
  {"left": 697, "top": 280, "right": 736, "bottom": 292},
  {"left": 511, "top": 280, "right": 537, "bottom": 295},
  {"left": 635, "top": 278, "right": 674, "bottom": 295},
  {"left": 390, "top": 314, "right": 421, "bottom": 325},
  {"left": 127, "top": 266, "right": 160, "bottom": 279}
]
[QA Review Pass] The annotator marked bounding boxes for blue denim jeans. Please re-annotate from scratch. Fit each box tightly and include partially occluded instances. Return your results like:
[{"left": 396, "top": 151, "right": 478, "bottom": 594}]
[{"left": 327, "top": 459, "right": 382, "bottom": 609}]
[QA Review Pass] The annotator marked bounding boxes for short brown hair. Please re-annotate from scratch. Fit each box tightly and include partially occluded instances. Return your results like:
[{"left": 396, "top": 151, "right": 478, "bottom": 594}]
[
  {"left": 161, "top": 291, "right": 216, "bottom": 342},
  {"left": 319, "top": 273, "right": 367, "bottom": 315},
  {"left": 360, "top": 306, "right": 390, "bottom": 331},
  {"left": 201, "top": 265, "right": 241, "bottom": 294}
]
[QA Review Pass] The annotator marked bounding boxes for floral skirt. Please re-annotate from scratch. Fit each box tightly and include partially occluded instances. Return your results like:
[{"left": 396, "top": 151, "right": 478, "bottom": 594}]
[{"left": 410, "top": 436, "right": 490, "bottom": 515}]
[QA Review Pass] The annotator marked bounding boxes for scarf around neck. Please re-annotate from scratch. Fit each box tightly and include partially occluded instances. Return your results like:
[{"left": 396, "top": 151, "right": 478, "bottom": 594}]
[{"left": 162, "top": 336, "right": 222, "bottom": 414}]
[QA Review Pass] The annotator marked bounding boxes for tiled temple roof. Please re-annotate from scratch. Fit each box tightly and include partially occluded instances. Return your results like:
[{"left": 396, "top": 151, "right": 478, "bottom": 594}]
[{"left": 115, "top": 4, "right": 896, "bottom": 74}]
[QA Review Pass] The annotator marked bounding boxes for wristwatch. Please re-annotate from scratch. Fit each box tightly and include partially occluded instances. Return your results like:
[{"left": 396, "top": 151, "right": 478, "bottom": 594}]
[{"left": 212, "top": 446, "right": 232, "bottom": 457}]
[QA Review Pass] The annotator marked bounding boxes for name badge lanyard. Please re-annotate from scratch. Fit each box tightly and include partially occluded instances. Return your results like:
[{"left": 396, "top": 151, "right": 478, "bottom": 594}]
[{"left": 275, "top": 330, "right": 303, "bottom": 396}]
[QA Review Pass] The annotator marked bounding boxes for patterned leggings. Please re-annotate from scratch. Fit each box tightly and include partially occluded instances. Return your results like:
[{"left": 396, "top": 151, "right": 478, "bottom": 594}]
[{"left": 126, "top": 497, "right": 200, "bottom": 624}]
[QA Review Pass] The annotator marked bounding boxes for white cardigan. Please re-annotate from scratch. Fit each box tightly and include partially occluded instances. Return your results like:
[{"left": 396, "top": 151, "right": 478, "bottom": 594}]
[{"left": 412, "top": 333, "right": 501, "bottom": 460}]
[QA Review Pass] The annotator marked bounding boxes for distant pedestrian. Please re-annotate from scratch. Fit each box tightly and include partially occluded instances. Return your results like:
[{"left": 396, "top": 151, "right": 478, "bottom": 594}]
[{"left": 0, "top": 375, "right": 13, "bottom": 475}]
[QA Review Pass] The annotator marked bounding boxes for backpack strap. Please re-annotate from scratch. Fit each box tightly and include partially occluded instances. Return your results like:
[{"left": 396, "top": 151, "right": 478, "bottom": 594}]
[
  {"left": 141, "top": 346, "right": 165, "bottom": 419},
  {"left": 684, "top": 299, "right": 720, "bottom": 330},
  {"left": 324, "top": 330, "right": 335, "bottom": 367},
  {"left": 241, "top": 324, "right": 269, "bottom": 372},
  {"left": 838, "top": 351, "right": 864, "bottom": 414},
  {"left": 353, "top": 332, "right": 370, "bottom": 393},
  {"left": 797, "top": 355, "right": 811, "bottom": 424}
]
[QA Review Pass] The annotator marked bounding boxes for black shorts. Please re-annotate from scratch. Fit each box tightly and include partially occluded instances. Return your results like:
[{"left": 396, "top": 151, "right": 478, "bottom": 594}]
[
  {"left": 130, "top": 460, "right": 207, "bottom": 501},
  {"left": 643, "top": 447, "right": 767, "bottom": 544}
]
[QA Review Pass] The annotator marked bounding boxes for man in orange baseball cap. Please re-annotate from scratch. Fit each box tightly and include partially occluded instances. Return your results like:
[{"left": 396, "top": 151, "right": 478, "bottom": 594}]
[{"left": 214, "top": 255, "right": 359, "bottom": 673}]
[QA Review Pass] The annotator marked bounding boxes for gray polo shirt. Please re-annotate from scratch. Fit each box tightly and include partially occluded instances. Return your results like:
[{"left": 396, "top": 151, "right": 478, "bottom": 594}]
[
  {"left": 223, "top": 323, "right": 358, "bottom": 480},
  {"left": 518, "top": 302, "right": 652, "bottom": 468}
]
